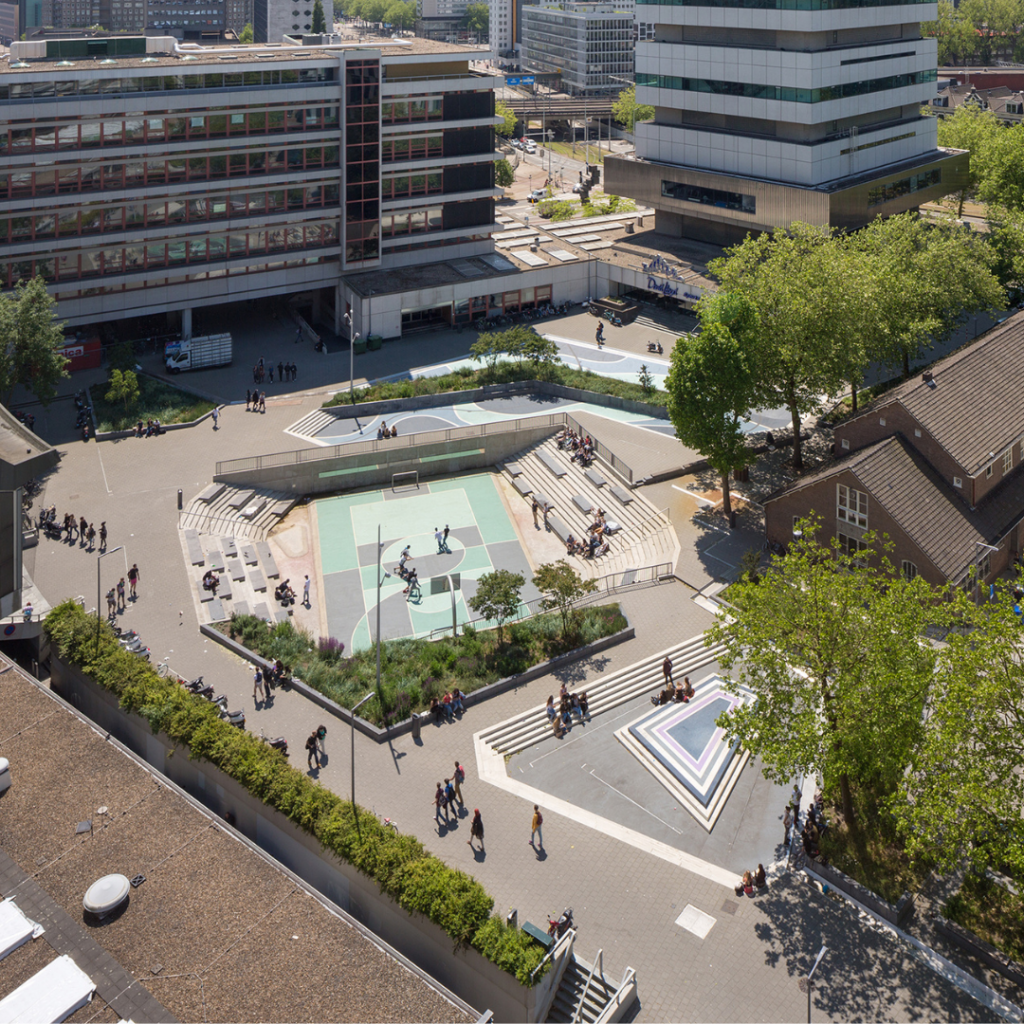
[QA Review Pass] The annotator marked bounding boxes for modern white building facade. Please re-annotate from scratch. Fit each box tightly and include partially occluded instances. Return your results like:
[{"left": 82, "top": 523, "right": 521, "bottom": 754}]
[
  {"left": 522, "top": 2, "right": 633, "bottom": 96},
  {"left": 605, "top": 0, "right": 967, "bottom": 242}
]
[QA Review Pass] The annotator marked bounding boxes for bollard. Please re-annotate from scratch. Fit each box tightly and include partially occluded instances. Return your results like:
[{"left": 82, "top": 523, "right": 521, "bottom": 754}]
[{"left": 177, "top": 488, "right": 182, "bottom": 510}]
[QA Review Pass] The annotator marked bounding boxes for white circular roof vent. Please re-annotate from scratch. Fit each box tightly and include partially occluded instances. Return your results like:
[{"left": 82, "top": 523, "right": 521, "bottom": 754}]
[{"left": 83, "top": 874, "right": 130, "bottom": 918}]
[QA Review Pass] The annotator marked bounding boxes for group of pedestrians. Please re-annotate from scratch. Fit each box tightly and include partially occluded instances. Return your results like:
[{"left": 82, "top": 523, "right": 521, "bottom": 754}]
[
  {"left": 104, "top": 563, "right": 141, "bottom": 618},
  {"left": 251, "top": 358, "right": 300, "bottom": 386},
  {"left": 245, "top": 390, "right": 267, "bottom": 412}
]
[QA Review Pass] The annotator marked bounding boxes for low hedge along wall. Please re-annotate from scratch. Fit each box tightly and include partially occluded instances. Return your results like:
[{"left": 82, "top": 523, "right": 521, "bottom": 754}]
[{"left": 44, "top": 600, "right": 546, "bottom": 984}]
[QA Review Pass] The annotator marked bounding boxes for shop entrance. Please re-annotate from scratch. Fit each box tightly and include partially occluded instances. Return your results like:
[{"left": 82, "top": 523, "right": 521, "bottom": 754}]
[{"left": 401, "top": 303, "right": 452, "bottom": 333}]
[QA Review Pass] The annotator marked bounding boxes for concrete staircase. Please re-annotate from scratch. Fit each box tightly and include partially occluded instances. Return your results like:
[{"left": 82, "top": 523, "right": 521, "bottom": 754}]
[
  {"left": 546, "top": 955, "right": 619, "bottom": 1024},
  {"left": 502, "top": 435, "right": 678, "bottom": 578},
  {"left": 479, "top": 633, "right": 725, "bottom": 757},
  {"left": 287, "top": 406, "right": 338, "bottom": 442},
  {"left": 180, "top": 485, "right": 297, "bottom": 543}
]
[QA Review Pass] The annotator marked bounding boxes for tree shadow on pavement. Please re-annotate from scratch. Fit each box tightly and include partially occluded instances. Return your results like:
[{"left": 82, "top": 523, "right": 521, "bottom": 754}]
[
  {"left": 751, "top": 873, "right": 994, "bottom": 1022},
  {"left": 553, "top": 654, "right": 610, "bottom": 686}
]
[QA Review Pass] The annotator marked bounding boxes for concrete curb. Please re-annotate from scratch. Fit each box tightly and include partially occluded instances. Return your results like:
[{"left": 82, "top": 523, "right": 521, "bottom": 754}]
[
  {"left": 200, "top": 618, "right": 634, "bottom": 743},
  {"left": 95, "top": 404, "right": 222, "bottom": 441}
]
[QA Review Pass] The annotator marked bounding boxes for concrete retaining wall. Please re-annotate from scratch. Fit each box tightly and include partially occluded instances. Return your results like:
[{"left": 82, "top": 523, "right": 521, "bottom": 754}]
[
  {"left": 935, "top": 915, "right": 1024, "bottom": 989},
  {"left": 803, "top": 859, "right": 915, "bottom": 928},
  {"left": 51, "top": 654, "right": 550, "bottom": 1023}
]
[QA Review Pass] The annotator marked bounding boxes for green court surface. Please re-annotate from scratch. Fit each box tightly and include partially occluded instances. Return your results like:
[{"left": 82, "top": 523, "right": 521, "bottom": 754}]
[{"left": 315, "top": 473, "right": 537, "bottom": 651}]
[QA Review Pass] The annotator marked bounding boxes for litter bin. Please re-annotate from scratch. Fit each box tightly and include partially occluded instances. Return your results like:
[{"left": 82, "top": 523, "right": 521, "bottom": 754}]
[
  {"left": 367, "top": 334, "right": 383, "bottom": 351},
  {"left": 411, "top": 712, "right": 422, "bottom": 740}
]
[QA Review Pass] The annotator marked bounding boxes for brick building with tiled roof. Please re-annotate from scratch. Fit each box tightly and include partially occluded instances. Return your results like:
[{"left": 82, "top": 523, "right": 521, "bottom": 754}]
[{"left": 764, "top": 311, "right": 1024, "bottom": 590}]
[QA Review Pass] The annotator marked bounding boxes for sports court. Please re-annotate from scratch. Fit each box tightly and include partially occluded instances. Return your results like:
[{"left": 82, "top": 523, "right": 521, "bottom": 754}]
[{"left": 315, "top": 472, "right": 540, "bottom": 651}]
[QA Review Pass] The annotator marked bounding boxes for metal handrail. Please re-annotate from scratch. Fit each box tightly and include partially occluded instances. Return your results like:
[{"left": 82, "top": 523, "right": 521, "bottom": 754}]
[
  {"left": 635, "top": 505, "right": 671, "bottom": 537},
  {"left": 530, "top": 926, "right": 575, "bottom": 984},
  {"left": 572, "top": 948, "right": 602, "bottom": 1024},
  {"left": 562, "top": 412, "right": 634, "bottom": 485},
  {"left": 593, "top": 968, "right": 636, "bottom": 1024}
]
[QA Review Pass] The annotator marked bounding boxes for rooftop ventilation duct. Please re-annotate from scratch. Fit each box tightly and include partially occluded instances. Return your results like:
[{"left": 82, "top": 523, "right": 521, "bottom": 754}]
[{"left": 82, "top": 874, "right": 130, "bottom": 921}]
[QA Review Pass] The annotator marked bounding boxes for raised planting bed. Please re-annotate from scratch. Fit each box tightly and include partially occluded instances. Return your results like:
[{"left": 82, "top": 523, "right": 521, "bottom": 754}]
[
  {"left": 942, "top": 871, "right": 1024, "bottom": 980},
  {"left": 89, "top": 374, "right": 216, "bottom": 434}
]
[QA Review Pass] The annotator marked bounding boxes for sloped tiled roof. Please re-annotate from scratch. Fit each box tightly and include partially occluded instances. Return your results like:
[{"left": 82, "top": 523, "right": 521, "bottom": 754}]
[{"left": 857, "top": 312, "right": 1024, "bottom": 476}]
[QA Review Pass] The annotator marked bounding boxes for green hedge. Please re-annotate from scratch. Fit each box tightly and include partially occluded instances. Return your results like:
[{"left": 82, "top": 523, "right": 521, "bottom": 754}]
[{"left": 44, "top": 600, "right": 547, "bottom": 984}]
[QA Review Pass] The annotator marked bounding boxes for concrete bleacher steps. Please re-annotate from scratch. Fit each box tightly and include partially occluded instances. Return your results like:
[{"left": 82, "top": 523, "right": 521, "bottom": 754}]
[
  {"left": 179, "top": 485, "right": 297, "bottom": 544},
  {"left": 479, "top": 634, "right": 726, "bottom": 757},
  {"left": 287, "top": 407, "right": 338, "bottom": 441},
  {"left": 502, "top": 434, "right": 679, "bottom": 578}
]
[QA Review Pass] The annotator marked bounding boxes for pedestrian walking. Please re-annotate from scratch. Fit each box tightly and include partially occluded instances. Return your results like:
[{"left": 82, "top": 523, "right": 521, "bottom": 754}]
[
  {"left": 79, "top": 516, "right": 87, "bottom": 547},
  {"left": 116, "top": 578, "right": 126, "bottom": 610},
  {"left": 316, "top": 723, "right": 327, "bottom": 752},
  {"left": 99, "top": 522, "right": 107, "bottom": 552},
  {"left": 543, "top": 503, "right": 550, "bottom": 529},
  {"left": 435, "top": 782, "right": 449, "bottom": 825},
  {"left": 783, "top": 805, "right": 793, "bottom": 845},
  {"left": 246, "top": 388, "right": 252, "bottom": 410},
  {"left": 269, "top": 365, "right": 274, "bottom": 384},
  {"left": 303, "top": 575, "right": 311, "bottom": 607},
  {"left": 105, "top": 588, "right": 116, "bottom": 617},
  {"left": 662, "top": 656, "right": 673, "bottom": 686},
  {"left": 532, "top": 498, "right": 540, "bottom": 529},
  {"left": 435, "top": 527, "right": 445, "bottom": 553},
  {"left": 295, "top": 327, "right": 302, "bottom": 344},
  {"left": 530, "top": 805, "right": 544, "bottom": 849},
  {"left": 86, "top": 523, "right": 96, "bottom": 550},
  {"left": 259, "top": 391, "right": 266, "bottom": 412},
  {"left": 468, "top": 809, "right": 484, "bottom": 851},
  {"left": 291, "top": 362, "right": 297, "bottom": 381},
  {"left": 444, "top": 778, "right": 457, "bottom": 814},
  {"left": 306, "top": 732, "right": 320, "bottom": 769},
  {"left": 128, "top": 563, "right": 139, "bottom": 599},
  {"left": 453, "top": 761, "right": 465, "bottom": 805},
  {"left": 278, "top": 361, "right": 284, "bottom": 382},
  {"left": 212, "top": 407, "right": 219, "bottom": 430},
  {"left": 253, "top": 665, "right": 264, "bottom": 702}
]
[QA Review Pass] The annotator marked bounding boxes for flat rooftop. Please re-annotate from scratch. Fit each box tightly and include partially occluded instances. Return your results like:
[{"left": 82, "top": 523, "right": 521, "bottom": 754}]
[
  {"left": 598, "top": 228, "right": 722, "bottom": 293},
  {"left": 0, "top": 655, "right": 473, "bottom": 1023}
]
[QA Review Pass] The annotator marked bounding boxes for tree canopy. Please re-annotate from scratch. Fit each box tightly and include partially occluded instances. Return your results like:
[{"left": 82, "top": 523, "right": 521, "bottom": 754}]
[
  {"left": 463, "top": 2, "right": 488, "bottom": 34},
  {"left": 495, "top": 100, "right": 517, "bottom": 138},
  {"left": 470, "top": 325, "right": 557, "bottom": 370},
  {"left": 611, "top": 85, "right": 653, "bottom": 133},
  {"left": 495, "top": 158, "right": 515, "bottom": 188},
  {"left": 467, "top": 569, "right": 525, "bottom": 645},
  {"left": 934, "top": 104, "right": 1003, "bottom": 217},
  {"left": 239, "top": 21, "right": 253, "bottom": 41},
  {"left": 665, "top": 293, "right": 761, "bottom": 515},
  {"left": 0, "top": 276, "right": 69, "bottom": 407},
  {"left": 532, "top": 561, "right": 597, "bottom": 642}
]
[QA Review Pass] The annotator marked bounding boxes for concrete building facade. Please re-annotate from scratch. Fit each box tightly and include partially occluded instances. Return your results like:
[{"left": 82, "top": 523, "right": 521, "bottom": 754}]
[
  {"left": 0, "top": 0, "right": 19, "bottom": 41},
  {"left": 522, "top": 2, "right": 633, "bottom": 96},
  {"left": 604, "top": 0, "right": 968, "bottom": 243}
]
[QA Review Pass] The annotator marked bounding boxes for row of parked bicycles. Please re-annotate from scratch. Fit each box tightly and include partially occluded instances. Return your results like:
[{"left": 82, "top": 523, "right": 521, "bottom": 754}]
[{"left": 476, "top": 301, "right": 574, "bottom": 331}]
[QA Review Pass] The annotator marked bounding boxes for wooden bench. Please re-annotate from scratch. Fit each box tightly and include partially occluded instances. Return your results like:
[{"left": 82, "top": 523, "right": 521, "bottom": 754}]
[
  {"left": 522, "top": 922, "right": 553, "bottom": 949},
  {"left": 253, "top": 602, "right": 274, "bottom": 623},
  {"left": 228, "top": 558, "right": 245, "bottom": 581},
  {"left": 572, "top": 494, "right": 594, "bottom": 515},
  {"left": 241, "top": 544, "right": 258, "bottom": 565},
  {"left": 185, "top": 529, "right": 205, "bottom": 566},
  {"left": 196, "top": 483, "right": 226, "bottom": 504},
  {"left": 513, "top": 477, "right": 534, "bottom": 497},
  {"left": 537, "top": 450, "right": 567, "bottom": 478},
  {"left": 505, "top": 461, "right": 524, "bottom": 477},
  {"left": 207, "top": 597, "right": 225, "bottom": 621},
  {"left": 585, "top": 468, "right": 606, "bottom": 488},
  {"left": 227, "top": 490, "right": 256, "bottom": 510},
  {"left": 610, "top": 485, "right": 633, "bottom": 505},
  {"left": 256, "top": 541, "right": 279, "bottom": 579},
  {"left": 250, "top": 568, "right": 267, "bottom": 592}
]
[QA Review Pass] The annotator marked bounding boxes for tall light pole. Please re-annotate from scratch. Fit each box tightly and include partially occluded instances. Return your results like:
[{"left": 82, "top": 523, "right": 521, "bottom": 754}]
[
  {"left": 96, "top": 545, "right": 124, "bottom": 650},
  {"left": 376, "top": 525, "right": 389, "bottom": 694},
  {"left": 349, "top": 333, "right": 360, "bottom": 404},
  {"left": 351, "top": 690, "right": 374, "bottom": 815},
  {"left": 806, "top": 945, "right": 828, "bottom": 1024}
]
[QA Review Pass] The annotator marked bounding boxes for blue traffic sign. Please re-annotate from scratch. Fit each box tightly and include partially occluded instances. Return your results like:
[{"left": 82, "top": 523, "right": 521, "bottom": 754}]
[
  {"left": 506, "top": 76, "right": 520, "bottom": 85},
  {"left": 520, "top": 75, "right": 535, "bottom": 84}
]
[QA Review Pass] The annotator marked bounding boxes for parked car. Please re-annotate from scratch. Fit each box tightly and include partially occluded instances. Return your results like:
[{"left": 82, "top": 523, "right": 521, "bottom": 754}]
[
  {"left": 572, "top": 183, "right": 583, "bottom": 193},
  {"left": 528, "top": 188, "right": 547, "bottom": 203}
]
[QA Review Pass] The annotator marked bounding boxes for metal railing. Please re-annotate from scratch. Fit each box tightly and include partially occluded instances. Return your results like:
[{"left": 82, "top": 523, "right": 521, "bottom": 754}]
[
  {"left": 593, "top": 968, "right": 636, "bottom": 1024},
  {"left": 563, "top": 412, "right": 634, "bottom": 485},
  {"left": 530, "top": 926, "right": 575, "bottom": 984},
  {"left": 634, "top": 505, "right": 671, "bottom": 537},
  {"left": 572, "top": 949, "right": 603, "bottom": 1024}
]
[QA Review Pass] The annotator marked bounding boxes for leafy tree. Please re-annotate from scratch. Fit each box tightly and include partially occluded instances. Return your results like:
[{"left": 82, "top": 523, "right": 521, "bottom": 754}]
[
  {"left": 986, "top": 204, "right": 1024, "bottom": 292},
  {"left": 978, "top": 120, "right": 1024, "bottom": 211},
  {"left": 495, "top": 158, "right": 515, "bottom": 188},
  {"left": 638, "top": 363, "right": 654, "bottom": 395},
  {"left": 708, "top": 223, "right": 862, "bottom": 469},
  {"left": 922, "top": 0, "right": 978, "bottom": 64},
  {"left": 523, "top": 328, "right": 558, "bottom": 367},
  {"left": 311, "top": 0, "right": 326, "bottom": 31},
  {"left": 611, "top": 85, "right": 653, "bottom": 133},
  {"left": 0, "top": 276, "right": 69, "bottom": 407},
  {"left": 470, "top": 332, "right": 502, "bottom": 370},
  {"left": 935, "top": 104, "right": 1003, "bottom": 217},
  {"left": 708, "top": 519, "right": 942, "bottom": 827},
  {"left": 532, "top": 561, "right": 597, "bottom": 642},
  {"left": 467, "top": 569, "right": 524, "bottom": 645},
  {"left": 239, "top": 21, "right": 254, "bottom": 41},
  {"left": 898, "top": 585, "right": 1024, "bottom": 877},
  {"left": 107, "top": 340, "right": 136, "bottom": 373},
  {"left": 495, "top": 100, "right": 517, "bottom": 138},
  {"left": 665, "top": 293, "right": 761, "bottom": 517},
  {"left": 383, "top": 0, "right": 415, "bottom": 29},
  {"left": 853, "top": 212, "right": 1005, "bottom": 379},
  {"left": 463, "top": 1, "right": 488, "bottom": 34},
  {"left": 105, "top": 368, "right": 140, "bottom": 414}
]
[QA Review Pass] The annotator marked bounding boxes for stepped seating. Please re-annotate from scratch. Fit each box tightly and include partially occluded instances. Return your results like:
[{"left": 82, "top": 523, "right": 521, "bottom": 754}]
[
  {"left": 479, "top": 634, "right": 725, "bottom": 757},
  {"left": 286, "top": 407, "right": 338, "bottom": 441},
  {"left": 180, "top": 486, "right": 297, "bottom": 543},
  {"left": 503, "top": 434, "right": 677, "bottom": 577}
]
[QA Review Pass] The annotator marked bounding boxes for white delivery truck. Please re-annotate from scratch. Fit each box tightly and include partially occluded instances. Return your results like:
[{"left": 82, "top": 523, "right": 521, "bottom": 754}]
[{"left": 164, "top": 333, "right": 233, "bottom": 373}]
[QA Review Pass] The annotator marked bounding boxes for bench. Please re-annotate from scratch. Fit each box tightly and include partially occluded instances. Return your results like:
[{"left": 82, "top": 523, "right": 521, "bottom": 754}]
[
  {"left": 228, "top": 558, "right": 245, "bottom": 581},
  {"left": 196, "top": 483, "right": 226, "bottom": 504},
  {"left": 253, "top": 602, "right": 274, "bottom": 623},
  {"left": 537, "top": 450, "right": 567, "bottom": 478},
  {"left": 185, "top": 529, "right": 205, "bottom": 566},
  {"left": 505, "top": 461, "right": 524, "bottom": 477},
  {"left": 197, "top": 581, "right": 215, "bottom": 603},
  {"left": 534, "top": 492, "right": 552, "bottom": 511},
  {"left": 585, "top": 468, "right": 606, "bottom": 488},
  {"left": 207, "top": 548, "right": 226, "bottom": 573},
  {"left": 522, "top": 922, "right": 553, "bottom": 949},
  {"left": 513, "top": 477, "right": 534, "bottom": 497},
  {"left": 546, "top": 514, "right": 572, "bottom": 544},
  {"left": 241, "top": 544, "right": 258, "bottom": 565},
  {"left": 240, "top": 499, "right": 267, "bottom": 520},
  {"left": 269, "top": 500, "right": 292, "bottom": 517},
  {"left": 223, "top": 537, "right": 238, "bottom": 558},
  {"left": 572, "top": 494, "right": 594, "bottom": 516},
  {"left": 207, "top": 597, "right": 225, "bottom": 621},
  {"left": 250, "top": 568, "right": 267, "bottom": 592},
  {"left": 227, "top": 490, "right": 256, "bottom": 510},
  {"left": 233, "top": 600, "right": 251, "bottom": 618},
  {"left": 256, "top": 541, "right": 280, "bottom": 579},
  {"left": 610, "top": 485, "right": 633, "bottom": 505},
  {"left": 215, "top": 576, "right": 232, "bottom": 600}
]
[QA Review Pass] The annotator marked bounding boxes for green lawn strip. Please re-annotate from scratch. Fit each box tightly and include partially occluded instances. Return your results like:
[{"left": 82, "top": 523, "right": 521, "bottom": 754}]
[
  {"left": 818, "top": 787, "right": 932, "bottom": 905},
  {"left": 90, "top": 375, "right": 216, "bottom": 433},
  {"left": 217, "top": 604, "right": 626, "bottom": 727},
  {"left": 43, "top": 600, "right": 547, "bottom": 985},
  {"left": 323, "top": 362, "right": 669, "bottom": 410},
  {"left": 944, "top": 873, "right": 1024, "bottom": 963}
]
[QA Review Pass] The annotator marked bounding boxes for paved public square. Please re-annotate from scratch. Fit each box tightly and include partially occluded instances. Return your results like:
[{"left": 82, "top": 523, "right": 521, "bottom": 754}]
[{"left": 9, "top": 303, "right": 1009, "bottom": 1022}]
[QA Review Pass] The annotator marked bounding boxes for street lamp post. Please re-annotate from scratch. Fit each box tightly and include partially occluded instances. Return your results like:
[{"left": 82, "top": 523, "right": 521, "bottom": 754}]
[
  {"left": 376, "top": 524, "right": 389, "bottom": 694},
  {"left": 96, "top": 545, "right": 124, "bottom": 650},
  {"left": 350, "top": 333, "right": 360, "bottom": 404},
  {"left": 351, "top": 690, "right": 374, "bottom": 816},
  {"left": 806, "top": 945, "right": 828, "bottom": 1024}
]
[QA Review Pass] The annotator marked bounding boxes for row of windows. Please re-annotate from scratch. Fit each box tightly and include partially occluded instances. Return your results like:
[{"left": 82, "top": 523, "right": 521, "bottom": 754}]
[
  {"left": 0, "top": 67, "right": 334, "bottom": 102},
  {"left": 636, "top": 69, "right": 937, "bottom": 103},
  {"left": 381, "top": 97, "right": 444, "bottom": 123},
  {"left": 0, "top": 108, "right": 339, "bottom": 152},
  {"left": 662, "top": 179, "right": 756, "bottom": 213},
  {"left": 636, "top": 0, "right": 930, "bottom": 8},
  {"left": 382, "top": 132, "right": 444, "bottom": 162},
  {"left": 0, "top": 184, "right": 340, "bottom": 243},
  {"left": 3, "top": 221, "right": 338, "bottom": 288},
  {"left": 867, "top": 167, "right": 941, "bottom": 207},
  {"left": 380, "top": 207, "right": 444, "bottom": 236},
  {"left": 50, "top": 254, "right": 335, "bottom": 302},
  {"left": 381, "top": 171, "right": 443, "bottom": 199},
  {"left": 836, "top": 484, "right": 868, "bottom": 529},
  {"left": 0, "top": 145, "right": 339, "bottom": 199},
  {"left": 839, "top": 130, "right": 916, "bottom": 156}
]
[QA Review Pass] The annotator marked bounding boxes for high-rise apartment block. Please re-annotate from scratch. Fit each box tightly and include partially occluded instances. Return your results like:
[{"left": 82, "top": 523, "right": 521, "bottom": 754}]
[{"left": 605, "top": 0, "right": 967, "bottom": 243}]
